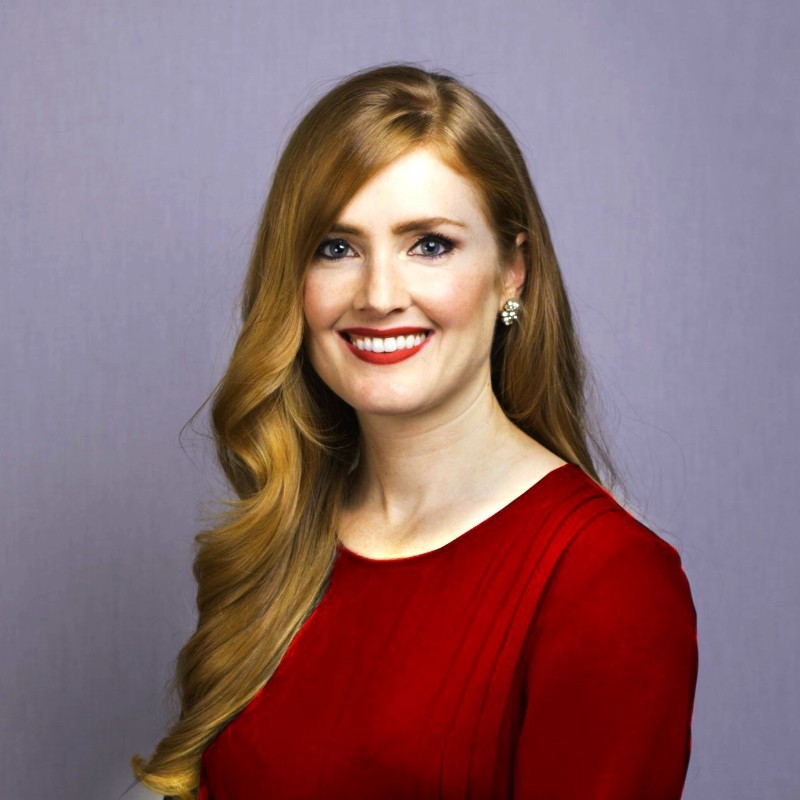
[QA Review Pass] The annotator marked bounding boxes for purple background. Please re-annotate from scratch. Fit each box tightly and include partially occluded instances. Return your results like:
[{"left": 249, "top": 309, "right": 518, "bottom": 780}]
[{"left": 2, "top": 2, "right": 798, "bottom": 798}]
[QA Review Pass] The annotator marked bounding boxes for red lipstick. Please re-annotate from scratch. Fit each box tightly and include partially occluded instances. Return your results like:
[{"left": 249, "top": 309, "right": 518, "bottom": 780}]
[{"left": 338, "top": 327, "right": 433, "bottom": 365}]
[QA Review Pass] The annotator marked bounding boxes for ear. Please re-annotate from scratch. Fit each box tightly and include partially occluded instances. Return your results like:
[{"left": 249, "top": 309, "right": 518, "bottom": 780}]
[{"left": 502, "top": 232, "right": 527, "bottom": 300}]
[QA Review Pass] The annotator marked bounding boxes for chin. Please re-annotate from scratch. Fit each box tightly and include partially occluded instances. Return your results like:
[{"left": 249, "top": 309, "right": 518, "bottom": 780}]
[
  {"left": 343, "top": 389, "right": 431, "bottom": 418},
  {"left": 351, "top": 400, "right": 426, "bottom": 418},
  {"left": 364, "top": 405, "right": 427, "bottom": 419}
]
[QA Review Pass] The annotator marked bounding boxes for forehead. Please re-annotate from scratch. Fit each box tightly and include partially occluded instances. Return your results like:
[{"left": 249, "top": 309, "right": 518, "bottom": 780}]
[{"left": 334, "top": 147, "right": 490, "bottom": 231}]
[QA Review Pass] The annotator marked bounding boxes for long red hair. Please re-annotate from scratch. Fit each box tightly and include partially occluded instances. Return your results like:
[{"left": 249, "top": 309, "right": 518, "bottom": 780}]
[{"left": 131, "top": 62, "right": 623, "bottom": 798}]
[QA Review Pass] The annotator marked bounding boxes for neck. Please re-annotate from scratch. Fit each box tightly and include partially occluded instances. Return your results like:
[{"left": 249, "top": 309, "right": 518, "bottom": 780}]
[{"left": 348, "top": 376, "right": 532, "bottom": 522}]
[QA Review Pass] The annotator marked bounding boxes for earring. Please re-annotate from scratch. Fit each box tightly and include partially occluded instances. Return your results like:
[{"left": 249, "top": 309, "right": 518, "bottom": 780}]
[{"left": 499, "top": 298, "right": 521, "bottom": 326}]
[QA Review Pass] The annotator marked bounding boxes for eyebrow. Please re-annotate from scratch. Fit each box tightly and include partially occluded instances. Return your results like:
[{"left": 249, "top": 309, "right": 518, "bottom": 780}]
[{"left": 328, "top": 217, "right": 468, "bottom": 236}]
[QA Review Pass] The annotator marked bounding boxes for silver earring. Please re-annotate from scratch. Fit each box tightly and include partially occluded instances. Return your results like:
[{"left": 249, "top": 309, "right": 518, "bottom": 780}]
[{"left": 500, "top": 299, "right": 521, "bottom": 326}]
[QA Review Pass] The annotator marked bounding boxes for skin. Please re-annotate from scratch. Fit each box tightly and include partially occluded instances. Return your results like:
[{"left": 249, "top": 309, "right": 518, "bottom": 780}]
[{"left": 303, "top": 146, "right": 566, "bottom": 559}]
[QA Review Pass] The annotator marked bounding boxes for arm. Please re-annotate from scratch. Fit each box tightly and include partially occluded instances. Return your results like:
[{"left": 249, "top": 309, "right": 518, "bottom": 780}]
[{"left": 512, "top": 512, "right": 699, "bottom": 799}]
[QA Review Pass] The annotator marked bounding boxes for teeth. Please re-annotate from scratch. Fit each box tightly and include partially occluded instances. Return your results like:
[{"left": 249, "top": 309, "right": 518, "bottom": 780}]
[{"left": 348, "top": 332, "right": 428, "bottom": 352}]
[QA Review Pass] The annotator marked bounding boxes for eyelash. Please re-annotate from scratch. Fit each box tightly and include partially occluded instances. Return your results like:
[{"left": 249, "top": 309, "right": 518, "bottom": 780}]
[{"left": 315, "top": 232, "right": 457, "bottom": 262}]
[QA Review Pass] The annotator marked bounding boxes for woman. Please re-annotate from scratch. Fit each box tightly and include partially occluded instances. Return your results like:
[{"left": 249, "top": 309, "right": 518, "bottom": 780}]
[{"left": 132, "top": 63, "right": 698, "bottom": 799}]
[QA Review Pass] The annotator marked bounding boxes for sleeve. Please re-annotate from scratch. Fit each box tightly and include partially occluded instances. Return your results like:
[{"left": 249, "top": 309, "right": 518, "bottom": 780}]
[
  {"left": 512, "top": 511, "right": 699, "bottom": 799},
  {"left": 197, "top": 749, "right": 212, "bottom": 800}
]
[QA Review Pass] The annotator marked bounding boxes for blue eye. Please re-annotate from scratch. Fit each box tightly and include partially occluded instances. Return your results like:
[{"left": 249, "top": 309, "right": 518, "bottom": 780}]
[
  {"left": 411, "top": 233, "right": 456, "bottom": 260},
  {"left": 315, "top": 239, "right": 354, "bottom": 260},
  {"left": 314, "top": 232, "right": 457, "bottom": 262}
]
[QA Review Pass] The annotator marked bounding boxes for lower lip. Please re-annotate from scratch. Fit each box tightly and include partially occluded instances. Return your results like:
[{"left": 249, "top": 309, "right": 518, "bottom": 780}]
[{"left": 340, "top": 333, "right": 433, "bottom": 364}]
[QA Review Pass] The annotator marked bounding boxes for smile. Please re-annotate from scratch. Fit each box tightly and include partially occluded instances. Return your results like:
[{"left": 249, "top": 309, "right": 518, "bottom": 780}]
[{"left": 338, "top": 327, "right": 433, "bottom": 365}]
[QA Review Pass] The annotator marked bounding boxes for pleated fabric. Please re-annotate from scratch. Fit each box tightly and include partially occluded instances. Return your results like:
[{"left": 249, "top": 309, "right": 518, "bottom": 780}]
[{"left": 199, "top": 463, "right": 698, "bottom": 799}]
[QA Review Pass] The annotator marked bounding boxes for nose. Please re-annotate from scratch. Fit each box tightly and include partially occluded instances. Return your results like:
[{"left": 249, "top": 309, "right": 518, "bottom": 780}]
[{"left": 353, "top": 250, "right": 411, "bottom": 316}]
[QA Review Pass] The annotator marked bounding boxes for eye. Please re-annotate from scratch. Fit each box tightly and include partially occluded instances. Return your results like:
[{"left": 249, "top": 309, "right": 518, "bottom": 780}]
[
  {"left": 315, "top": 238, "right": 356, "bottom": 261},
  {"left": 410, "top": 232, "right": 456, "bottom": 260}
]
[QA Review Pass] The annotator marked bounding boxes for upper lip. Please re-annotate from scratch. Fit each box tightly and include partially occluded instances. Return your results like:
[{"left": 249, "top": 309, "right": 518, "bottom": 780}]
[{"left": 339, "top": 326, "right": 432, "bottom": 337}]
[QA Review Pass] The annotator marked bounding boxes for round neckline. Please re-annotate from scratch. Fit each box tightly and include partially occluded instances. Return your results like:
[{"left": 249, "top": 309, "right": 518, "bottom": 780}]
[{"left": 335, "top": 461, "right": 576, "bottom": 566}]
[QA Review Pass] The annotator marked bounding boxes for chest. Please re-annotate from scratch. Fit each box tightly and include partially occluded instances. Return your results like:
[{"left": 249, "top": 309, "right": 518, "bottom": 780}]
[{"left": 202, "top": 561, "right": 533, "bottom": 799}]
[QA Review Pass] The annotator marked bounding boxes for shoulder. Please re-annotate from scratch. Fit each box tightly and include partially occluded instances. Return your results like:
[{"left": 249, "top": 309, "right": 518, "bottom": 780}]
[
  {"left": 519, "top": 501, "right": 699, "bottom": 737},
  {"left": 542, "top": 465, "right": 693, "bottom": 611},
  {"left": 577, "top": 504, "right": 691, "bottom": 605},
  {"left": 515, "top": 489, "right": 699, "bottom": 797},
  {"left": 529, "top": 492, "right": 697, "bottom": 659}
]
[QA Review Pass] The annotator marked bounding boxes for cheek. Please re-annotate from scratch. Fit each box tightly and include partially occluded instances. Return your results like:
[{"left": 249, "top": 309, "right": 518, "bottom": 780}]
[
  {"left": 301, "top": 279, "right": 334, "bottom": 378},
  {"left": 302, "top": 272, "right": 337, "bottom": 332},
  {"left": 423, "top": 270, "right": 499, "bottom": 330}
]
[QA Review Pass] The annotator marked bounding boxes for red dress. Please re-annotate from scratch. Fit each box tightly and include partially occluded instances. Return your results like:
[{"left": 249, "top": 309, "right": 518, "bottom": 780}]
[{"left": 198, "top": 463, "right": 698, "bottom": 799}]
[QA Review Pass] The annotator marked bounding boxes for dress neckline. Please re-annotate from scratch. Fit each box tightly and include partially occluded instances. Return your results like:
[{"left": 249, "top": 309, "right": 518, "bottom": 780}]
[{"left": 335, "top": 461, "right": 577, "bottom": 566}]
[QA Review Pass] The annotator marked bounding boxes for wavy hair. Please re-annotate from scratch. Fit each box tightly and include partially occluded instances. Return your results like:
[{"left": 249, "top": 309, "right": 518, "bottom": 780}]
[{"left": 131, "top": 61, "right": 623, "bottom": 798}]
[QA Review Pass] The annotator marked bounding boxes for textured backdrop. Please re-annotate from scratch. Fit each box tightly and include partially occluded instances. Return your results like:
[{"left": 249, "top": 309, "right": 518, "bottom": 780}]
[{"left": 1, "top": 1, "right": 798, "bottom": 798}]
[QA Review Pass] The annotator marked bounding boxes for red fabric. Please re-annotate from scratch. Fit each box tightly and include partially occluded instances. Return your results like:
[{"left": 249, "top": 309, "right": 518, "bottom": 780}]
[{"left": 199, "top": 463, "right": 698, "bottom": 799}]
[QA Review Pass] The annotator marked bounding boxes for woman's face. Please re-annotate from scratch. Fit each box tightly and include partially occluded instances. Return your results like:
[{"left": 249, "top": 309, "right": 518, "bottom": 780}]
[{"left": 302, "top": 146, "right": 525, "bottom": 421}]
